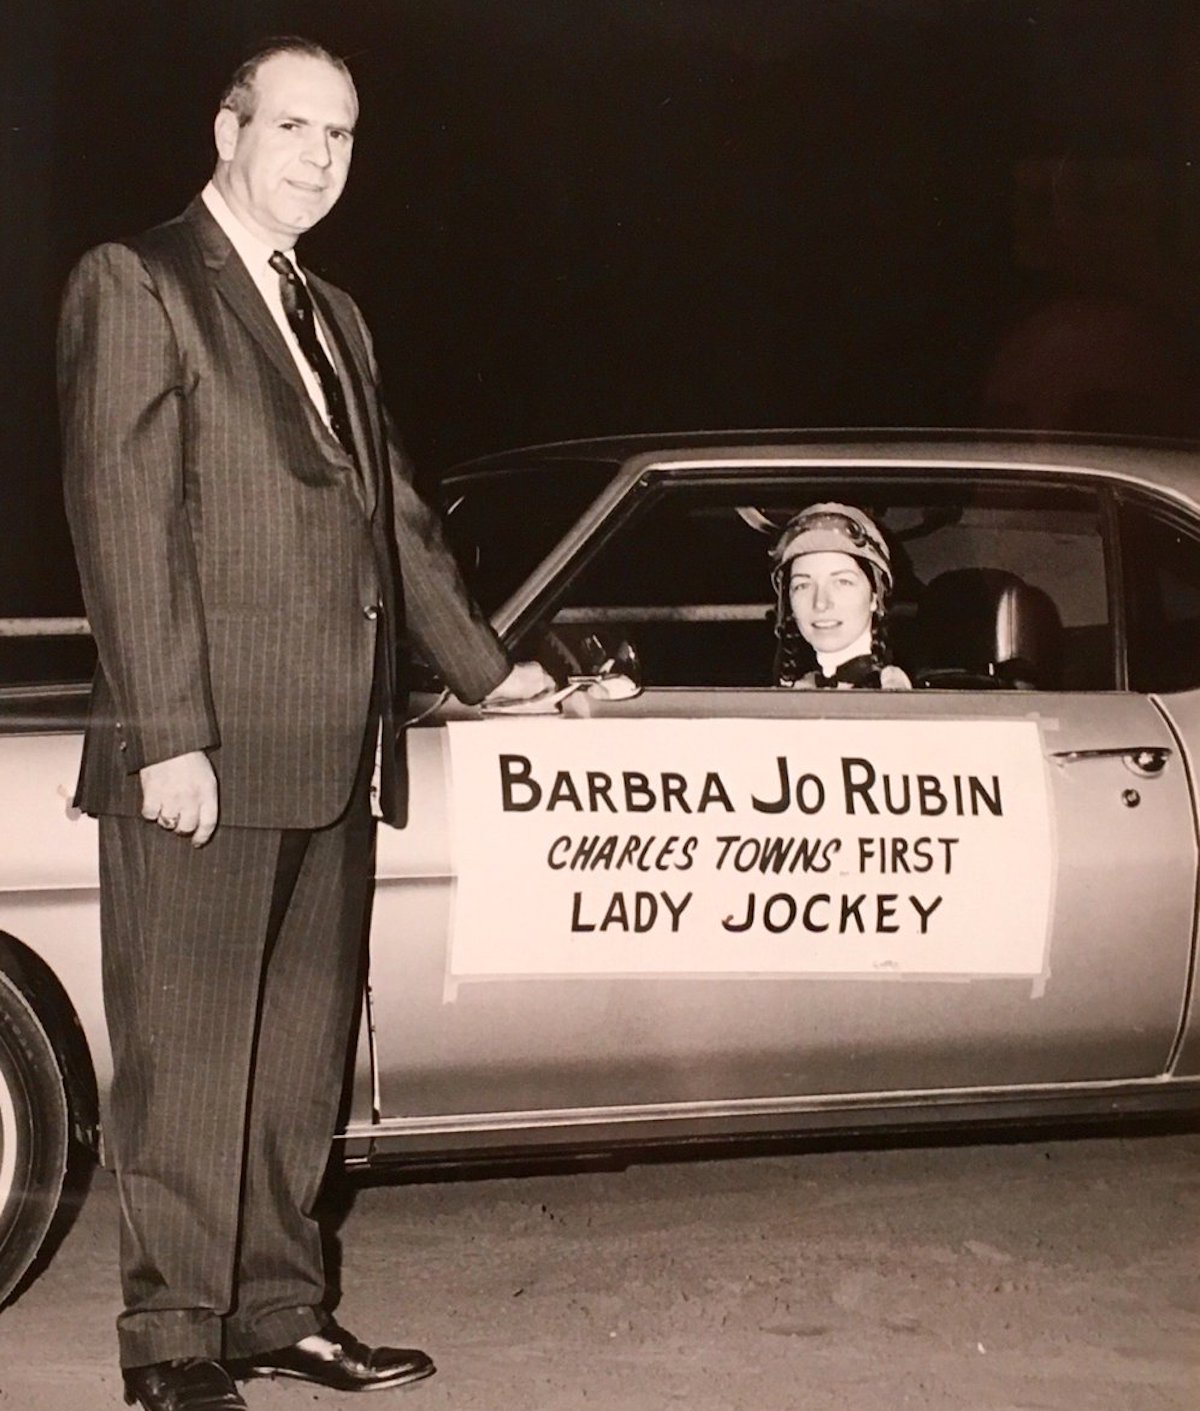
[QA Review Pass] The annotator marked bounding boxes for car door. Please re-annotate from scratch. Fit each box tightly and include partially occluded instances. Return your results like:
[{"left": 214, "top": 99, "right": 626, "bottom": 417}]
[{"left": 366, "top": 461, "right": 1196, "bottom": 1134}]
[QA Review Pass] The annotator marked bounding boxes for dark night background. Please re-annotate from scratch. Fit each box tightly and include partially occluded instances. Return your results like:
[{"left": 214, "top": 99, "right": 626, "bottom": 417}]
[{"left": 5, "top": 0, "right": 1200, "bottom": 617}]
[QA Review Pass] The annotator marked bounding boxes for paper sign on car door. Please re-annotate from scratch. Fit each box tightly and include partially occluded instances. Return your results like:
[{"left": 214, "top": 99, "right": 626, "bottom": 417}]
[{"left": 445, "top": 718, "right": 1053, "bottom": 981}]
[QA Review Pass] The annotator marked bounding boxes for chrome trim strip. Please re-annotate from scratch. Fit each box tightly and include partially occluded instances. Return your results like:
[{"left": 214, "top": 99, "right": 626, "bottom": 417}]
[
  {"left": 0, "top": 884, "right": 101, "bottom": 900},
  {"left": 653, "top": 456, "right": 1139, "bottom": 473},
  {"left": 553, "top": 603, "right": 771, "bottom": 623},
  {"left": 345, "top": 1073, "right": 1199, "bottom": 1141},
  {"left": 1149, "top": 693, "right": 1200, "bottom": 1076},
  {"left": 0, "top": 618, "right": 91, "bottom": 637}
]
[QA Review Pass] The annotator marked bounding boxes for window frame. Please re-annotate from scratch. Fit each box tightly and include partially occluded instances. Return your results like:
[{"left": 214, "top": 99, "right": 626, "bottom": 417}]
[
  {"left": 1111, "top": 482, "right": 1200, "bottom": 695},
  {"left": 508, "top": 462, "right": 1127, "bottom": 692}
]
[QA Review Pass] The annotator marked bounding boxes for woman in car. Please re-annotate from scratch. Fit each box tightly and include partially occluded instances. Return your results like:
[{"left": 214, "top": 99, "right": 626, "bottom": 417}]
[{"left": 771, "top": 502, "right": 912, "bottom": 689}]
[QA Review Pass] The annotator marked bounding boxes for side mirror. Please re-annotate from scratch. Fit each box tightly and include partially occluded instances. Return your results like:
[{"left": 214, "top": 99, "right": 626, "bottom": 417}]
[
  {"left": 569, "top": 638, "right": 641, "bottom": 701},
  {"left": 482, "top": 639, "right": 642, "bottom": 715},
  {"left": 580, "top": 670, "right": 640, "bottom": 702}
]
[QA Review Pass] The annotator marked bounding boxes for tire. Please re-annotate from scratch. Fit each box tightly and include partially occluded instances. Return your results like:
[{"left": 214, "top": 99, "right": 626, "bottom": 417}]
[{"left": 0, "top": 968, "right": 70, "bottom": 1305}]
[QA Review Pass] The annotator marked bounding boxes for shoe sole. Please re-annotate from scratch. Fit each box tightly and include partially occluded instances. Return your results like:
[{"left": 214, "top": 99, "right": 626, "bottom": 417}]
[{"left": 245, "top": 1362, "right": 436, "bottom": 1392}]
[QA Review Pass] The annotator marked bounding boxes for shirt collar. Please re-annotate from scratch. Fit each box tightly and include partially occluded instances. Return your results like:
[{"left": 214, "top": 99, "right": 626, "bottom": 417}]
[
  {"left": 815, "top": 627, "right": 874, "bottom": 675},
  {"left": 201, "top": 181, "right": 297, "bottom": 280}
]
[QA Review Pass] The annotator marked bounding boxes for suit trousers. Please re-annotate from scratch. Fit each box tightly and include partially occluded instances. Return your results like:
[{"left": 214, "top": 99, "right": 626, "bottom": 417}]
[{"left": 98, "top": 733, "right": 376, "bottom": 1368}]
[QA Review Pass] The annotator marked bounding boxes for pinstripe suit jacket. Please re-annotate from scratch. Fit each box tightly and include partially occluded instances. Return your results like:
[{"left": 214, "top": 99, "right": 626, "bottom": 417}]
[{"left": 60, "top": 197, "right": 508, "bottom": 829}]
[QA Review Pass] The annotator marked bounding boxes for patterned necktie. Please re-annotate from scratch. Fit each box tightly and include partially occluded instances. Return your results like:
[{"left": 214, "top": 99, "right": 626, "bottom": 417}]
[{"left": 268, "top": 250, "right": 355, "bottom": 457}]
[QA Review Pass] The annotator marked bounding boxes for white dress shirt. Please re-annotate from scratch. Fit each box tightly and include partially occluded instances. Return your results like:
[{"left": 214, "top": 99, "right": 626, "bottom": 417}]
[
  {"left": 201, "top": 182, "right": 336, "bottom": 430},
  {"left": 815, "top": 626, "right": 874, "bottom": 676}
]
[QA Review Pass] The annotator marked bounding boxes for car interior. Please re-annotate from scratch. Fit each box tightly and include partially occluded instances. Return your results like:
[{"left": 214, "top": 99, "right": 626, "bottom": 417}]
[{"left": 537, "top": 475, "right": 1118, "bottom": 691}]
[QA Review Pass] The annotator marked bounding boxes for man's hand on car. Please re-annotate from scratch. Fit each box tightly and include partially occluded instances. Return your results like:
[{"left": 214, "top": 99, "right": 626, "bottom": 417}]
[{"left": 483, "top": 660, "right": 557, "bottom": 704}]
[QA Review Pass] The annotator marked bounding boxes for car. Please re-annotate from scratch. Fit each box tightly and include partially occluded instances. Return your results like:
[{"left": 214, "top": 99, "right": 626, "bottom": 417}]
[{"left": 4, "top": 429, "right": 1200, "bottom": 1304}]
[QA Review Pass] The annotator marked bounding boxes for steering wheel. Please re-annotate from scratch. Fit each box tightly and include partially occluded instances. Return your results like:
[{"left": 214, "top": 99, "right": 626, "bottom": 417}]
[{"left": 912, "top": 667, "right": 1014, "bottom": 690}]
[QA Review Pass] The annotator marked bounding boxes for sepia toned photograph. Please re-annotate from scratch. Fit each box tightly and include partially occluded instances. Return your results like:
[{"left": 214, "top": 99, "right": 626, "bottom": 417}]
[{"left": 1, "top": 4, "right": 1198, "bottom": 1408}]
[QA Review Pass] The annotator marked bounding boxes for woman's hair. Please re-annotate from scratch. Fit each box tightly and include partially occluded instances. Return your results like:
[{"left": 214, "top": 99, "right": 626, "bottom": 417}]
[{"left": 769, "top": 503, "right": 895, "bottom": 685}]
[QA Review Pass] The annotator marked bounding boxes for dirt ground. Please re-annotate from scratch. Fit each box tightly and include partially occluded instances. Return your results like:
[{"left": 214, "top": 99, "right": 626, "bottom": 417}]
[{"left": 0, "top": 1125, "right": 1196, "bottom": 1411}]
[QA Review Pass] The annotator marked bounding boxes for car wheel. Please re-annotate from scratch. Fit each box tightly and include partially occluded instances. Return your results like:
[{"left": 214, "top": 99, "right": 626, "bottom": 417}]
[{"left": 0, "top": 969, "right": 70, "bottom": 1304}]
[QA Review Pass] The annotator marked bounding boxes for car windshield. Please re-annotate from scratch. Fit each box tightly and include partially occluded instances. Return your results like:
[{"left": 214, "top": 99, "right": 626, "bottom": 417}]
[{"left": 440, "top": 460, "right": 617, "bottom": 616}]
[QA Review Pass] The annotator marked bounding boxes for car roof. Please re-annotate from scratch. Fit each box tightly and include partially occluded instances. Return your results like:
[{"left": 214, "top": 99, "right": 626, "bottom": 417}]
[
  {"left": 442, "top": 427, "right": 1200, "bottom": 482},
  {"left": 465, "top": 429, "right": 1200, "bottom": 637}
]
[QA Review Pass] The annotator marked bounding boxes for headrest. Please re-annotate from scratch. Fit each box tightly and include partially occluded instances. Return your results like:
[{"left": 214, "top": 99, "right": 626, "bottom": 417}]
[{"left": 916, "top": 568, "right": 1063, "bottom": 688}]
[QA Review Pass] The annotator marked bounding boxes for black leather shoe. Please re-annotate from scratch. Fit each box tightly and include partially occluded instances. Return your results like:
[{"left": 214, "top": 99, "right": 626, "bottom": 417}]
[
  {"left": 244, "top": 1321, "right": 435, "bottom": 1392},
  {"left": 123, "top": 1358, "right": 247, "bottom": 1411}
]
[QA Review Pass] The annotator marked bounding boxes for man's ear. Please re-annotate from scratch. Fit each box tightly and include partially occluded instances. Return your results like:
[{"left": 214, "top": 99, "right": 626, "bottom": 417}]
[{"left": 214, "top": 107, "right": 239, "bottom": 162}]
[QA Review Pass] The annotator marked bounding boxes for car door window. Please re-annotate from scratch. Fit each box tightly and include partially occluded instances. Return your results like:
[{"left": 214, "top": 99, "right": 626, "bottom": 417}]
[
  {"left": 522, "top": 474, "right": 1114, "bottom": 690},
  {"left": 542, "top": 486, "right": 779, "bottom": 687},
  {"left": 1121, "top": 496, "right": 1200, "bottom": 693}
]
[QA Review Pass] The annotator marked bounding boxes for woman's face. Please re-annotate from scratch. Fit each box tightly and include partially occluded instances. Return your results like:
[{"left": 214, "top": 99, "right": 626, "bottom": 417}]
[{"left": 787, "top": 551, "right": 876, "bottom": 654}]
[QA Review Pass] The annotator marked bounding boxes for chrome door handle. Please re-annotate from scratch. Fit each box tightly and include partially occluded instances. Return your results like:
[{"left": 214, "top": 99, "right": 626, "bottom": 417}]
[{"left": 1049, "top": 746, "right": 1172, "bottom": 777}]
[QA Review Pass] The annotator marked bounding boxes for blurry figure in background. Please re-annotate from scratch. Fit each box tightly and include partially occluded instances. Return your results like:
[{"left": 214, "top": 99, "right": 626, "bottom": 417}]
[
  {"left": 771, "top": 503, "right": 911, "bottom": 690},
  {"left": 981, "top": 296, "right": 1200, "bottom": 438}
]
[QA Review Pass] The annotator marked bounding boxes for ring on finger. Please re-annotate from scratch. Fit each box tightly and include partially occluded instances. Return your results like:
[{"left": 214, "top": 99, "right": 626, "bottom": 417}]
[{"left": 157, "top": 813, "right": 180, "bottom": 830}]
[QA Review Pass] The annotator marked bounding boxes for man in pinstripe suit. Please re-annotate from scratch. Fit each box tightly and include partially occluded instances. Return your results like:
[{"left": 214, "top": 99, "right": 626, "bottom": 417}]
[{"left": 59, "top": 38, "right": 552, "bottom": 1411}]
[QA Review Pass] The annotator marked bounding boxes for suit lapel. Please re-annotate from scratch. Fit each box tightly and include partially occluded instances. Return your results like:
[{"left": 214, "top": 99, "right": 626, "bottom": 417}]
[
  {"left": 185, "top": 200, "right": 359, "bottom": 484},
  {"left": 307, "top": 279, "right": 380, "bottom": 518},
  {"left": 188, "top": 201, "right": 303, "bottom": 394}
]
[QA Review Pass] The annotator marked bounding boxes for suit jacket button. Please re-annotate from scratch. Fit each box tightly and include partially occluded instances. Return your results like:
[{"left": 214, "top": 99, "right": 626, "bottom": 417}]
[{"left": 363, "top": 604, "right": 380, "bottom": 620}]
